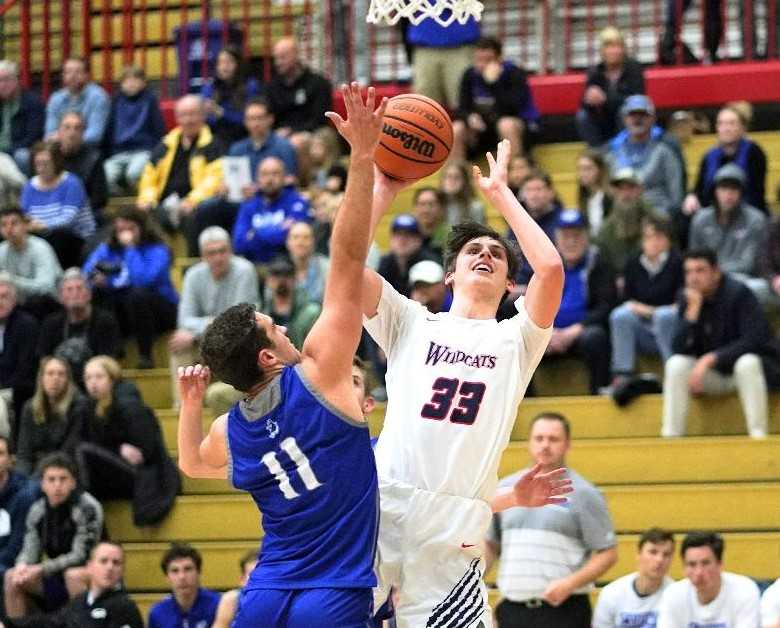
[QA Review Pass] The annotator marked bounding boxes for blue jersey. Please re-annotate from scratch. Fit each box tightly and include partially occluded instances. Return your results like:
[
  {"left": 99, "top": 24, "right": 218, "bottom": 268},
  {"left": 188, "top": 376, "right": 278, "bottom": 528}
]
[{"left": 228, "top": 364, "right": 378, "bottom": 590}]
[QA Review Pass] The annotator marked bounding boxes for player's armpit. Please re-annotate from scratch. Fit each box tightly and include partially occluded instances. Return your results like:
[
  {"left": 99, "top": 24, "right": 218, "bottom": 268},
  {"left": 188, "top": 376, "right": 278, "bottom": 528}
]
[{"left": 362, "top": 267, "right": 383, "bottom": 318}]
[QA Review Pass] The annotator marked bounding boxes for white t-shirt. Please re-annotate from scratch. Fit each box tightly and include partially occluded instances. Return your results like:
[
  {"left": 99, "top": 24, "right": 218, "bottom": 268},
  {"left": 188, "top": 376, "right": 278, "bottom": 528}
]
[
  {"left": 593, "top": 572, "right": 673, "bottom": 628},
  {"left": 364, "top": 280, "right": 551, "bottom": 501},
  {"left": 761, "top": 579, "right": 780, "bottom": 627},
  {"left": 658, "top": 571, "right": 761, "bottom": 628}
]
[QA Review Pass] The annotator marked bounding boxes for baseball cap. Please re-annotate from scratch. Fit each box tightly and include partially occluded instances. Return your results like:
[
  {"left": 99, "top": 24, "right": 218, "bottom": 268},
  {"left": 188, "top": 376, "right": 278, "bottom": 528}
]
[
  {"left": 391, "top": 214, "right": 420, "bottom": 235},
  {"left": 409, "top": 260, "right": 444, "bottom": 286},
  {"left": 713, "top": 163, "right": 746, "bottom": 188},
  {"left": 622, "top": 94, "right": 655, "bottom": 116},
  {"left": 267, "top": 257, "right": 295, "bottom": 277},
  {"left": 610, "top": 167, "right": 641, "bottom": 185},
  {"left": 556, "top": 209, "right": 588, "bottom": 230}
]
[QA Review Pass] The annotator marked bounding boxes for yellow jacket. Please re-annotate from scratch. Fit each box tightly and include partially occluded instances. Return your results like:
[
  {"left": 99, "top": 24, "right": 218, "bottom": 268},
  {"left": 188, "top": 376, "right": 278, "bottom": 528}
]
[{"left": 137, "top": 125, "right": 223, "bottom": 207}]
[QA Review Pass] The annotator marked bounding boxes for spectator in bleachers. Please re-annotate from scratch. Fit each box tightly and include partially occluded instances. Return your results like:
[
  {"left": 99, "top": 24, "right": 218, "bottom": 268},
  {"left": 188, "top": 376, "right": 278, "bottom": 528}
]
[
  {"left": 211, "top": 549, "right": 258, "bottom": 628},
  {"left": 168, "top": 226, "right": 259, "bottom": 408},
  {"left": 0, "top": 541, "right": 144, "bottom": 628},
  {"left": 267, "top": 37, "right": 332, "bottom": 152},
  {"left": 661, "top": 248, "right": 780, "bottom": 439},
  {"left": 201, "top": 46, "right": 262, "bottom": 146},
  {"left": 259, "top": 257, "right": 320, "bottom": 350},
  {"left": 596, "top": 167, "right": 666, "bottom": 274},
  {"left": 378, "top": 214, "right": 440, "bottom": 297},
  {"left": 758, "top": 215, "right": 780, "bottom": 307},
  {"left": 136, "top": 94, "right": 224, "bottom": 254},
  {"left": 79, "top": 355, "right": 178, "bottom": 525},
  {"left": 576, "top": 27, "right": 645, "bottom": 147},
  {"left": 763, "top": 578, "right": 780, "bottom": 628},
  {"left": 20, "top": 141, "right": 95, "bottom": 269},
  {"left": 688, "top": 164, "right": 768, "bottom": 303},
  {"left": 83, "top": 207, "right": 177, "bottom": 369},
  {"left": 409, "top": 260, "right": 451, "bottom": 314},
  {"left": 608, "top": 217, "right": 682, "bottom": 401},
  {"left": 545, "top": 210, "right": 616, "bottom": 395},
  {"left": 439, "top": 161, "right": 486, "bottom": 225},
  {"left": 592, "top": 528, "right": 675, "bottom": 628},
  {"left": 0, "top": 207, "right": 62, "bottom": 321},
  {"left": 452, "top": 36, "right": 537, "bottom": 160},
  {"left": 228, "top": 97, "right": 297, "bottom": 183},
  {"left": 44, "top": 58, "right": 109, "bottom": 148},
  {"left": 307, "top": 126, "right": 341, "bottom": 190},
  {"left": 606, "top": 95, "right": 684, "bottom": 217},
  {"left": 286, "top": 221, "right": 328, "bottom": 304},
  {"left": 486, "top": 412, "right": 617, "bottom": 626},
  {"left": 659, "top": 0, "right": 723, "bottom": 65},
  {"left": 0, "top": 276, "right": 39, "bottom": 437},
  {"left": 148, "top": 543, "right": 221, "bottom": 628},
  {"left": 684, "top": 104, "right": 768, "bottom": 215},
  {"left": 232, "top": 156, "right": 312, "bottom": 265},
  {"left": 0, "top": 154, "right": 25, "bottom": 213},
  {"left": 3, "top": 452, "right": 102, "bottom": 618},
  {"left": 15, "top": 357, "right": 87, "bottom": 475},
  {"left": 103, "top": 65, "right": 166, "bottom": 197},
  {"left": 407, "top": 14, "right": 479, "bottom": 111},
  {"left": 37, "top": 268, "right": 121, "bottom": 385},
  {"left": 57, "top": 111, "right": 108, "bottom": 225},
  {"left": 0, "top": 60, "right": 43, "bottom": 175},
  {"left": 658, "top": 532, "right": 760, "bottom": 627},
  {"left": 0, "top": 436, "right": 37, "bottom": 610},
  {"left": 507, "top": 154, "right": 533, "bottom": 197},
  {"left": 412, "top": 187, "right": 448, "bottom": 258},
  {"left": 576, "top": 149, "right": 612, "bottom": 236}
]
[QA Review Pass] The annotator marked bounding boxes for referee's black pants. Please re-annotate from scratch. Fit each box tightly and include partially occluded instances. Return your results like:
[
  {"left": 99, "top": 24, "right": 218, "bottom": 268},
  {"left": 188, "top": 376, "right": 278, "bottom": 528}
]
[{"left": 495, "top": 595, "right": 591, "bottom": 628}]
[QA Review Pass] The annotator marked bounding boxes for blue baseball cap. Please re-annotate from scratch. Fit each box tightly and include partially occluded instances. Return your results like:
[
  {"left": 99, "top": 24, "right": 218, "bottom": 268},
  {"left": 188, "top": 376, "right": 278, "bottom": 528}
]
[
  {"left": 391, "top": 214, "right": 420, "bottom": 235},
  {"left": 556, "top": 209, "right": 588, "bottom": 230},
  {"left": 622, "top": 94, "right": 655, "bottom": 116}
]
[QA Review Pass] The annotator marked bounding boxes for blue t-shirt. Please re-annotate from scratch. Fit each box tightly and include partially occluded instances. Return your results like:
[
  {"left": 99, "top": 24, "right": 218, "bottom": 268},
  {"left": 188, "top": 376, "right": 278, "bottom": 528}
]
[
  {"left": 555, "top": 259, "right": 589, "bottom": 328},
  {"left": 148, "top": 588, "right": 221, "bottom": 628},
  {"left": 228, "top": 133, "right": 298, "bottom": 178},
  {"left": 229, "top": 365, "right": 378, "bottom": 590}
]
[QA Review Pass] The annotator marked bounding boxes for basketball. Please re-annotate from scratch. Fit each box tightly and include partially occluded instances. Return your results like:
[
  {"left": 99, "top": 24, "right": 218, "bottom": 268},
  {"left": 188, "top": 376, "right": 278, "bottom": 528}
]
[{"left": 375, "top": 94, "right": 453, "bottom": 181}]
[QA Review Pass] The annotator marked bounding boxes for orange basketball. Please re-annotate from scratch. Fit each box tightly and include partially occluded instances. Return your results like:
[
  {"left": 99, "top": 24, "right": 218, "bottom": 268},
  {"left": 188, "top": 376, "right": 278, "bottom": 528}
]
[{"left": 375, "top": 94, "right": 453, "bottom": 181}]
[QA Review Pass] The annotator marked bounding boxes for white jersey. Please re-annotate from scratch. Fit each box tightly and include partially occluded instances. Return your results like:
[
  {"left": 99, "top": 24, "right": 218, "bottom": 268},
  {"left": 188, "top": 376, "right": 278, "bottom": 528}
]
[
  {"left": 658, "top": 572, "right": 761, "bottom": 628},
  {"left": 761, "top": 579, "right": 780, "bottom": 627},
  {"left": 593, "top": 572, "right": 673, "bottom": 628},
  {"left": 364, "top": 279, "right": 550, "bottom": 501}
]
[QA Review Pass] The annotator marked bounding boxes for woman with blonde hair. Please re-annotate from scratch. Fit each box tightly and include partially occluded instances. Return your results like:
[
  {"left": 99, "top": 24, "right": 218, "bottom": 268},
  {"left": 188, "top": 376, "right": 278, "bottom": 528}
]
[{"left": 15, "top": 356, "right": 89, "bottom": 475}]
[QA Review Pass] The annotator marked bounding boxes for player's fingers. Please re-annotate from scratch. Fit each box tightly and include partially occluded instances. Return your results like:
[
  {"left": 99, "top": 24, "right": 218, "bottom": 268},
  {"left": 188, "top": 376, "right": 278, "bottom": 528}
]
[
  {"left": 547, "top": 497, "right": 569, "bottom": 505},
  {"left": 340, "top": 83, "right": 353, "bottom": 116},
  {"left": 486, "top": 151, "right": 497, "bottom": 171},
  {"left": 177, "top": 366, "right": 186, "bottom": 378},
  {"left": 472, "top": 165, "right": 483, "bottom": 184},
  {"left": 365, "top": 85, "right": 376, "bottom": 112},
  {"left": 349, "top": 82, "right": 362, "bottom": 112},
  {"left": 374, "top": 96, "right": 389, "bottom": 120},
  {"left": 553, "top": 484, "right": 574, "bottom": 494},
  {"left": 324, "top": 112, "right": 345, "bottom": 130},
  {"left": 540, "top": 466, "right": 567, "bottom": 479}
]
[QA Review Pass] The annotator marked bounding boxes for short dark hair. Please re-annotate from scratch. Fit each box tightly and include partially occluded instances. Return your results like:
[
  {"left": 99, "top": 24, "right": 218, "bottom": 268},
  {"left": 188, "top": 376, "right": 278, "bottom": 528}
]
[
  {"left": 0, "top": 207, "right": 26, "bottom": 221},
  {"left": 109, "top": 205, "right": 166, "bottom": 249},
  {"left": 90, "top": 540, "right": 124, "bottom": 561},
  {"left": 352, "top": 356, "right": 373, "bottom": 399},
  {"left": 245, "top": 96, "right": 273, "bottom": 115},
  {"left": 31, "top": 141, "right": 65, "bottom": 175},
  {"left": 681, "top": 531, "right": 724, "bottom": 561},
  {"left": 200, "top": 303, "right": 272, "bottom": 392},
  {"left": 160, "top": 542, "right": 203, "bottom": 574},
  {"left": 64, "top": 56, "right": 90, "bottom": 73},
  {"left": 239, "top": 548, "right": 259, "bottom": 574},
  {"left": 412, "top": 186, "right": 445, "bottom": 207},
  {"left": 443, "top": 221, "right": 520, "bottom": 281},
  {"left": 37, "top": 451, "right": 78, "bottom": 480},
  {"left": 529, "top": 411, "right": 571, "bottom": 439},
  {"left": 475, "top": 36, "right": 502, "bottom": 56},
  {"left": 641, "top": 215, "right": 674, "bottom": 240},
  {"left": 683, "top": 248, "right": 718, "bottom": 268},
  {"left": 522, "top": 168, "right": 553, "bottom": 189},
  {"left": 638, "top": 527, "right": 675, "bottom": 550}
]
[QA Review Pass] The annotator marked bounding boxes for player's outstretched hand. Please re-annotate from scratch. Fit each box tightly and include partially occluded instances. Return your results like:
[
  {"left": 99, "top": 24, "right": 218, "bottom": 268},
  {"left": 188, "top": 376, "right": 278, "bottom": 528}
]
[
  {"left": 177, "top": 364, "right": 211, "bottom": 405},
  {"left": 325, "top": 82, "right": 388, "bottom": 157},
  {"left": 374, "top": 164, "right": 413, "bottom": 199},
  {"left": 512, "top": 463, "right": 573, "bottom": 508},
  {"left": 473, "top": 138, "right": 511, "bottom": 196}
]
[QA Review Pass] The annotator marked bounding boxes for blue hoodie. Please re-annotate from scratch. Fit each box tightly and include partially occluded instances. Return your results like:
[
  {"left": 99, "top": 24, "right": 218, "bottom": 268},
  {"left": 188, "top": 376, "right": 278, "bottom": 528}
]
[
  {"left": 0, "top": 471, "right": 38, "bottom": 574},
  {"left": 107, "top": 88, "right": 166, "bottom": 154}
]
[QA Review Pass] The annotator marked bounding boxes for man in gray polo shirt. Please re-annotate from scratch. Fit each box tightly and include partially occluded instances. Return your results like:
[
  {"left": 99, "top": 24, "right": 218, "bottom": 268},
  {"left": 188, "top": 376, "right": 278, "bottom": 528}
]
[{"left": 486, "top": 412, "right": 618, "bottom": 627}]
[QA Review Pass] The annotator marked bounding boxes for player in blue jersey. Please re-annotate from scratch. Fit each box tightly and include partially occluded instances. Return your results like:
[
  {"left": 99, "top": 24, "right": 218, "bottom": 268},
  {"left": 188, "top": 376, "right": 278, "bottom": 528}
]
[{"left": 176, "top": 83, "right": 387, "bottom": 628}]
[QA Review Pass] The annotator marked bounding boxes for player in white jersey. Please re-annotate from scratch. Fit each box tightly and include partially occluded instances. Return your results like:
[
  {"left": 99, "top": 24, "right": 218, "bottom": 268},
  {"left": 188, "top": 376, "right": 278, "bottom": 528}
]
[
  {"left": 658, "top": 532, "right": 761, "bottom": 628},
  {"left": 761, "top": 578, "right": 780, "bottom": 628},
  {"left": 363, "top": 140, "right": 567, "bottom": 627},
  {"left": 593, "top": 528, "right": 675, "bottom": 628}
]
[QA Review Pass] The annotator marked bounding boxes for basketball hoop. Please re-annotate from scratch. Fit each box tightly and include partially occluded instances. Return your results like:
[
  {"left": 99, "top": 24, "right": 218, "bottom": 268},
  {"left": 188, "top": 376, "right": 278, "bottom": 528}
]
[{"left": 366, "top": 0, "right": 484, "bottom": 27}]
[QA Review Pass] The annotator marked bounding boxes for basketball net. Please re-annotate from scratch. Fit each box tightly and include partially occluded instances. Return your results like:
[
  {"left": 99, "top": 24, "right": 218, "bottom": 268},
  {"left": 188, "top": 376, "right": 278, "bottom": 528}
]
[{"left": 366, "top": 0, "right": 484, "bottom": 26}]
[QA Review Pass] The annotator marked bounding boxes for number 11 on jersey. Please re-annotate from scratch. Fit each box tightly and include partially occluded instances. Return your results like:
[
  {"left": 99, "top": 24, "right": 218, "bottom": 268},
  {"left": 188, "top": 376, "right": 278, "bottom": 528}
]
[{"left": 261, "top": 437, "right": 323, "bottom": 500}]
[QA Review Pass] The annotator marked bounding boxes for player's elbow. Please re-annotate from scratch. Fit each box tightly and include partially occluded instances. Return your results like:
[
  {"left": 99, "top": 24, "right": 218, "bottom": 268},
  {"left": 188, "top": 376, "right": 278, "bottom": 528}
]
[
  {"left": 178, "top": 458, "right": 203, "bottom": 479},
  {"left": 599, "top": 546, "right": 619, "bottom": 571}
]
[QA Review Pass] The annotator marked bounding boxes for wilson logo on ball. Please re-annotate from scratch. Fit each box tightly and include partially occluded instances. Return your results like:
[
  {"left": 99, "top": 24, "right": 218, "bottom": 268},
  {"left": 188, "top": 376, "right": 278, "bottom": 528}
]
[
  {"left": 391, "top": 103, "right": 446, "bottom": 130},
  {"left": 381, "top": 123, "right": 436, "bottom": 158}
]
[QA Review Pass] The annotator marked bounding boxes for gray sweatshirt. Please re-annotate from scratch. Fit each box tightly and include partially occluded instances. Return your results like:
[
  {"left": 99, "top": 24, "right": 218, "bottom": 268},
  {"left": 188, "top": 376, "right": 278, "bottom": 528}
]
[{"left": 0, "top": 235, "right": 62, "bottom": 299}]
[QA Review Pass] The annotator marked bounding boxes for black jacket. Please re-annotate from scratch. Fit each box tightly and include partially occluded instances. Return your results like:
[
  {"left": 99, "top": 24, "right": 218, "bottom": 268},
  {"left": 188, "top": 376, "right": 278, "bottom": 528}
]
[
  {"left": 581, "top": 58, "right": 645, "bottom": 134},
  {"left": 671, "top": 274, "right": 780, "bottom": 386},
  {"left": 0, "top": 307, "right": 39, "bottom": 416},
  {"left": 3, "top": 586, "right": 143, "bottom": 628},
  {"left": 456, "top": 61, "right": 532, "bottom": 124},
  {"left": 83, "top": 394, "right": 160, "bottom": 465},
  {"left": 2, "top": 90, "right": 45, "bottom": 152},
  {"left": 37, "top": 308, "right": 121, "bottom": 366},
  {"left": 267, "top": 67, "right": 333, "bottom": 133},
  {"left": 622, "top": 249, "right": 684, "bottom": 306},
  {"left": 581, "top": 247, "right": 619, "bottom": 328},
  {"left": 378, "top": 247, "right": 441, "bottom": 297},
  {"left": 62, "top": 144, "right": 109, "bottom": 215}
]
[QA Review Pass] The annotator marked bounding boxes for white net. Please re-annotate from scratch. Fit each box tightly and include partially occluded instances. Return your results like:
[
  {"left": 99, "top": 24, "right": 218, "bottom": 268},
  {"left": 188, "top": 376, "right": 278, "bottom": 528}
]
[{"left": 366, "top": 0, "right": 484, "bottom": 27}]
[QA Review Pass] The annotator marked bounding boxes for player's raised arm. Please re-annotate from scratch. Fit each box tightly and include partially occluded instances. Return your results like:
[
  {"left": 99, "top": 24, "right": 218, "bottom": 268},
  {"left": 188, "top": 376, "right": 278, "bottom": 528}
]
[
  {"left": 301, "top": 83, "right": 387, "bottom": 399},
  {"left": 474, "top": 140, "right": 564, "bottom": 329},
  {"left": 177, "top": 364, "right": 228, "bottom": 479}
]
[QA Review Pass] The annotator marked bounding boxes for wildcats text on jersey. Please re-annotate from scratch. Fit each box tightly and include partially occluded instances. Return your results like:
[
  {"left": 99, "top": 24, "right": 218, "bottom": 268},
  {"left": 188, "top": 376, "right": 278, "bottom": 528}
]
[{"left": 425, "top": 341, "right": 497, "bottom": 369}]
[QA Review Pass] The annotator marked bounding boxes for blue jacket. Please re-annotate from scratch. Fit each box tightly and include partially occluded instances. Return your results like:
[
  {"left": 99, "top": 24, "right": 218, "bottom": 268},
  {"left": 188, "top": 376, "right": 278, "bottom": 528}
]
[
  {"left": 0, "top": 471, "right": 38, "bottom": 573},
  {"left": 106, "top": 88, "right": 166, "bottom": 154},
  {"left": 6, "top": 90, "right": 45, "bottom": 152},
  {"left": 83, "top": 242, "right": 179, "bottom": 305},
  {"left": 232, "top": 187, "right": 313, "bottom": 263},
  {"left": 228, "top": 133, "right": 298, "bottom": 178}
]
